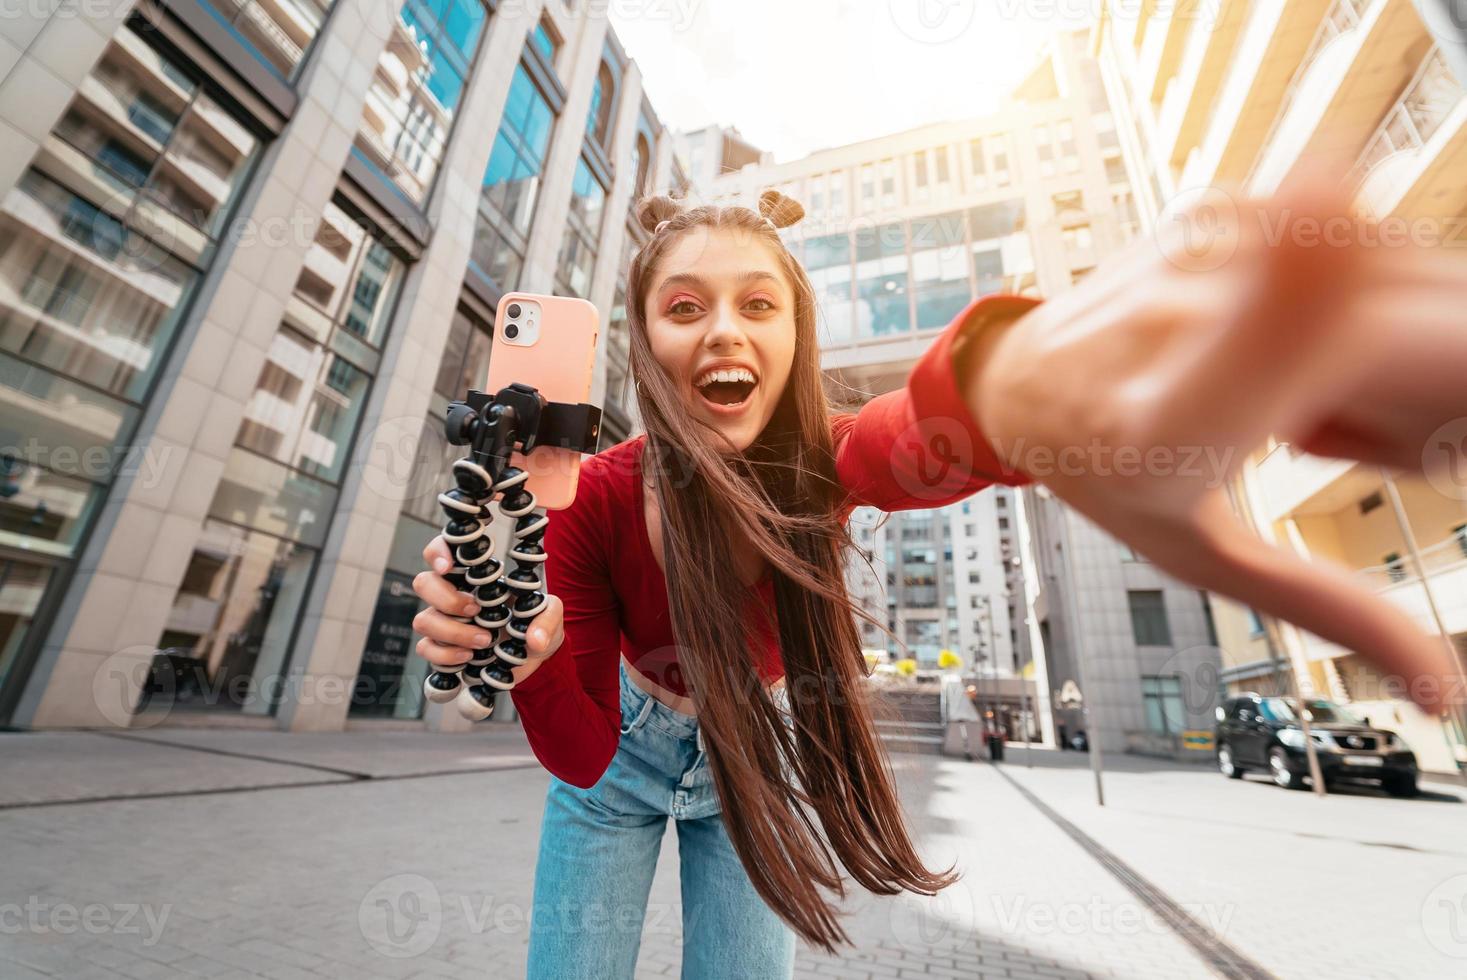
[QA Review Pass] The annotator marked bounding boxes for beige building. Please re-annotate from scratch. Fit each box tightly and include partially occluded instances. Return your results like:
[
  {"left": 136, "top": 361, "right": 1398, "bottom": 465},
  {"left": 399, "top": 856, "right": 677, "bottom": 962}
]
[
  {"left": 1095, "top": 0, "right": 1467, "bottom": 772},
  {"left": 0, "top": 0, "right": 687, "bottom": 731}
]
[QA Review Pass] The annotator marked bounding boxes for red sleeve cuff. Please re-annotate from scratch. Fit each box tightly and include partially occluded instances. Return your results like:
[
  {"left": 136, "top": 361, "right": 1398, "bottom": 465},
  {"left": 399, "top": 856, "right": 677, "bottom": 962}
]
[
  {"left": 909, "top": 293, "right": 1041, "bottom": 487},
  {"left": 509, "top": 643, "right": 578, "bottom": 701}
]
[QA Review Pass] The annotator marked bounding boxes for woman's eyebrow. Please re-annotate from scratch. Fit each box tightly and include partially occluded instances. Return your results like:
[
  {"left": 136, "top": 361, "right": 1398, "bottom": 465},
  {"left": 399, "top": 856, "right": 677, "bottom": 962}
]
[{"left": 657, "top": 270, "right": 780, "bottom": 293}]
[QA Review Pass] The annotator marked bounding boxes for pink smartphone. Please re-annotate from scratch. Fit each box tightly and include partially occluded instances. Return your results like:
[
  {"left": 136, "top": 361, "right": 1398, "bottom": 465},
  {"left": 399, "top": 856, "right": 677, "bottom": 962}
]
[{"left": 483, "top": 292, "right": 599, "bottom": 511}]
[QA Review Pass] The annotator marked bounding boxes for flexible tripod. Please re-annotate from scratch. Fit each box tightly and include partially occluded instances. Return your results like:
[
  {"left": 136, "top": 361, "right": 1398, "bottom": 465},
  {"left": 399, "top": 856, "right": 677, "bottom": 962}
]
[{"left": 423, "top": 382, "right": 600, "bottom": 720}]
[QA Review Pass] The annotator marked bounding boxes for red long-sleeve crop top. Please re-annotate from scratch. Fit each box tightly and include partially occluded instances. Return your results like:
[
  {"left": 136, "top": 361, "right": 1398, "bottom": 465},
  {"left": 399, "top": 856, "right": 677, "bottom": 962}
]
[{"left": 508, "top": 294, "right": 1040, "bottom": 787}]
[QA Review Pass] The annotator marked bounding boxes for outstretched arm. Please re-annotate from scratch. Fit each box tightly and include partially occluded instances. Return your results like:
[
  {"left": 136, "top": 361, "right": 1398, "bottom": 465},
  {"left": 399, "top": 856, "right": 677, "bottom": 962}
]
[{"left": 831, "top": 293, "right": 1040, "bottom": 512}]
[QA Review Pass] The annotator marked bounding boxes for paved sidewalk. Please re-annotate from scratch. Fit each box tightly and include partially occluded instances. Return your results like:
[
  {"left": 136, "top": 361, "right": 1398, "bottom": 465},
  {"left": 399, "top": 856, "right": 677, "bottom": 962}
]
[{"left": 0, "top": 729, "right": 1461, "bottom": 978}]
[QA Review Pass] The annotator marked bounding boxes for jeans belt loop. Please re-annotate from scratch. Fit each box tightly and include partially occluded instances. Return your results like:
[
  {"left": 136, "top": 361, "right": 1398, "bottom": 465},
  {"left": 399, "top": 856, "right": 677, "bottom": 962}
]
[{"left": 622, "top": 691, "right": 655, "bottom": 735}]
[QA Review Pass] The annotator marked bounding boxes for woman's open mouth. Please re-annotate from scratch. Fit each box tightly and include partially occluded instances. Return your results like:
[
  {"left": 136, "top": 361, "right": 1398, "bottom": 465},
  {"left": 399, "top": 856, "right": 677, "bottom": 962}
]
[{"left": 693, "top": 366, "right": 758, "bottom": 413}]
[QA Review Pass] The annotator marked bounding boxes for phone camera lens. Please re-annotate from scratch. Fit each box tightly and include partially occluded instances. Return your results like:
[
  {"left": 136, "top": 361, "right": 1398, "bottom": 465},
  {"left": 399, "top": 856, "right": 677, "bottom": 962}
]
[
  {"left": 504, "top": 323, "right": 520, "bottom": 340},
  {"left": 506, "top": 303, "right": 521, "bottom": 319}
]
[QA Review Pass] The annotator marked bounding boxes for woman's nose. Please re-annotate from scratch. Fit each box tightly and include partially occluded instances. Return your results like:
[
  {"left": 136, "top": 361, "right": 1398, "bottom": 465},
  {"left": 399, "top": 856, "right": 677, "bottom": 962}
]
[{"left": 702, "top": 306, "right": 747, "bottom": 350}]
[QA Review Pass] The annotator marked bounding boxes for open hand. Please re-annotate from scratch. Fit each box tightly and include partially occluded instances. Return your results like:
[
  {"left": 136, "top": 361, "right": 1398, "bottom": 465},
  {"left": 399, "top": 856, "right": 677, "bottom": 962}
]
[{"left": 974, "top": 165, "right": 1466, "bottom": 715}]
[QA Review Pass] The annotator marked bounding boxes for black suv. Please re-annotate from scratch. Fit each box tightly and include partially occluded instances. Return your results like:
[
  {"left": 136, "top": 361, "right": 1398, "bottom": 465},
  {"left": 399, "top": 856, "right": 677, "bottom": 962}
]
[{"left": 1215, "top": 694, "right": 1419, "bottom": 796}]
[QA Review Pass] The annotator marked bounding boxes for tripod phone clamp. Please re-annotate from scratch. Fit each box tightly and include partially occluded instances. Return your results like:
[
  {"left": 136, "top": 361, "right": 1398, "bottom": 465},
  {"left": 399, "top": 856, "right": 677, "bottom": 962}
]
[{"left": 424, "top": 382, "right": 601, "bottom": 721}]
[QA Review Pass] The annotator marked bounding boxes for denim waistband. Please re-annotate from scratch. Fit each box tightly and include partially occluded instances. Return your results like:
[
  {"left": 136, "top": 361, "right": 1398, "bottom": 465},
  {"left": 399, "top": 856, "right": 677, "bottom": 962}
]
[{"left": 619, "top": 661, "right": 700, "bottom": 741}]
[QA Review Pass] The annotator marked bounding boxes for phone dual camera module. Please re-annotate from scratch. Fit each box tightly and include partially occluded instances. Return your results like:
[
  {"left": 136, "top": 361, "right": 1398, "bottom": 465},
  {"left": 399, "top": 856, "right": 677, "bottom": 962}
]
[{"left": 501, "top": 299, "right": 540, "bottom": 346}]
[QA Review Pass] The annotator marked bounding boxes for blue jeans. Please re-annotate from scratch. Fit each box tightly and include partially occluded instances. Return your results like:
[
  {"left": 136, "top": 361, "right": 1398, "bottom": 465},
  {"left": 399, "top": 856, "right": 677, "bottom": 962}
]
[{"left": 526, "top": 662, "right": 796, "bottom": 979}]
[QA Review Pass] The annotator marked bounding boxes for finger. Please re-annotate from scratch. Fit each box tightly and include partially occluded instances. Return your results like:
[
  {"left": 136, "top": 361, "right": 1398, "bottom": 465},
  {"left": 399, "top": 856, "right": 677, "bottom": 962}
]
[
  {"left": 413, "top": 570, "right": 479, "bottom": 618},
  {"left": 525, "top": 596, "right": 564, "bottom": 659},
  {"left": 1132, "top": 495, "right": 1456, "bottom": 716},
  {"left": 412, "top": 607, "right": 494, "bottom": 651},
  {"left": 422, "top": 535, "right": 454, "bottom": 574},
  {"left": 416, "top": 636, "right": 472, "bottom": 669}
]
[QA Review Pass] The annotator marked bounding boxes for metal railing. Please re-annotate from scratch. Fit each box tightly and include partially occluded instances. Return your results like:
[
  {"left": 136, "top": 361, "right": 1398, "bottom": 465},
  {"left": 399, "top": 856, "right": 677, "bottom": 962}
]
[
  {"left": 1246, "top": 0, "right": 1376, "bottom": 188},
  {"left": 1349, "top": 47, "right": 1464, "bottom": 185},
  {"left": 1358, "top": 531, "right": 1467, "bottom": 589}
]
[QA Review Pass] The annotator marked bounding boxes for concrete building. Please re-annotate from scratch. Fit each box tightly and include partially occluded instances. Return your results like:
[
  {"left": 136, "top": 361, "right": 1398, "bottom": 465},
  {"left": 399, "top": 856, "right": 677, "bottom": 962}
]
[
  {"left": 1095, "top": 0, "right": 1467, "bottom": 772},
  {"left": 0, "top": 0, "right": 685, "bottom": 731}
]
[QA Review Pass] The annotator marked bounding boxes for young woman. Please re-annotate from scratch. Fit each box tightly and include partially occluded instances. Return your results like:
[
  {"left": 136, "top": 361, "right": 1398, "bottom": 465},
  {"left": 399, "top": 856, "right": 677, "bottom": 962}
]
[{"left": 412, "top": 176, "right": 1462, "bottom": 977}]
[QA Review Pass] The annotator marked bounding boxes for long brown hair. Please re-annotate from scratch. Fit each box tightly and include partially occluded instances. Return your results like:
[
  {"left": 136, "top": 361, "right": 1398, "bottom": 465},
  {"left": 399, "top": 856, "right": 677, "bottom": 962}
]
[{"left": 626, "top": 190, "right": 958, "bottom": 950}]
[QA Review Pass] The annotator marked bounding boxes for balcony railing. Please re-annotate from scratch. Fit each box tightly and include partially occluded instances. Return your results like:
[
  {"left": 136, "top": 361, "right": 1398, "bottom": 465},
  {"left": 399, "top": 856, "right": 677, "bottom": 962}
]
[
  {"left": 1349, "top": 47, "right": 1464, "bottom": 186},
  {"left": 1357, "top": 531, "right": 1467, "bottom": 591},
  {"left": 1246, "top": 0, "right": 1376, "bottom": 187}
]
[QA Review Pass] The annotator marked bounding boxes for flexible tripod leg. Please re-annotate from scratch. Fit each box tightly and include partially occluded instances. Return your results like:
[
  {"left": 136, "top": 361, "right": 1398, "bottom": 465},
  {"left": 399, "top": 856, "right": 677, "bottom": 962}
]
[{"left": 423, "top": 458, "right": 548, "bottom": 721}]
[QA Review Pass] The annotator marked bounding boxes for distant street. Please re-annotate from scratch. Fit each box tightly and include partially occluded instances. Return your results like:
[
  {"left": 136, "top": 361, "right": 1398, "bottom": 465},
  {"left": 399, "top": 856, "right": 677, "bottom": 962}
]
[{"left": 1, "top": 729, "right": 1464, "bottom": 979}]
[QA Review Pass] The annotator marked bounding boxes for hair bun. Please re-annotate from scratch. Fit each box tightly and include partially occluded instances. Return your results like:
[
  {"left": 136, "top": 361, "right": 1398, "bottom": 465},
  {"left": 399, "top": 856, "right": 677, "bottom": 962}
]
[
  {"left": 758, "top": 189, "right": 805, "bottom": 229},
  {"left": 636, "top": 195, "right": 682, "bottom": 235}
]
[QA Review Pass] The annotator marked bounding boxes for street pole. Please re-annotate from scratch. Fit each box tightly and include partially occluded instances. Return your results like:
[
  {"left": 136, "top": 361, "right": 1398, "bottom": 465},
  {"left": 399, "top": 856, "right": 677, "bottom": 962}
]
[
  {"left": 1013, "top": 582, "right": 1035, "bottom": 767},
  {"left": 1380, "top": 468, "right": 1467, "bottom": 788},
  {"left": 1056, "top": 505, "right": 1105, "bottom": 806}
]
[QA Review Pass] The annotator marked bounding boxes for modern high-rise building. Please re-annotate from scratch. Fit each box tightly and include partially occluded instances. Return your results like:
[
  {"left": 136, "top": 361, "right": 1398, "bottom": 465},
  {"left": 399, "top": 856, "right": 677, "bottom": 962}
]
[
  {"left": 0, "top": 0, "right": 686, "bottom": 731},
  {"left": 698, "top": 29, "right": 1223, "bottom": 752},
  {"left": 1095, "top": 0, "right": 1467, "bottom": 772}
]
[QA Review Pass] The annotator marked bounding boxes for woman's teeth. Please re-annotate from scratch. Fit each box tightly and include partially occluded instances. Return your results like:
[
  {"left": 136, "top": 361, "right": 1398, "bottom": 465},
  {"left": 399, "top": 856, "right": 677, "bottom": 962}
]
[
  {"left": 695, "top": 367, "right": 756, "bottom": 387},
  {"left": 694, "top": 367, "right": 757, "bottom": 407}
]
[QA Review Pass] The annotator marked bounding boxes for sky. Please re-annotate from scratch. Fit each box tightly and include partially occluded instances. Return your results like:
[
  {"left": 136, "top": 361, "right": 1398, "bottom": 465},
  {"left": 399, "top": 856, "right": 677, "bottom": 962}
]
[{"left": 609, "top": 0, "right": 1099, "bottom": 163}]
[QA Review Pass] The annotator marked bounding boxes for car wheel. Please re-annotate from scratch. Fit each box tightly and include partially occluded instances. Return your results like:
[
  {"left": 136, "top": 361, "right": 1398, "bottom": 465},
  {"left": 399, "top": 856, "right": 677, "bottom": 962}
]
[
  {"left": 1269, "top": 747, "right": 1305, "bottom": 790},
  {"left": 1384, "top": 774, "right": 1419, "bottom": 798},
  {"left": 1218, "top": 743, "right": 1244, "bottom": 779}
]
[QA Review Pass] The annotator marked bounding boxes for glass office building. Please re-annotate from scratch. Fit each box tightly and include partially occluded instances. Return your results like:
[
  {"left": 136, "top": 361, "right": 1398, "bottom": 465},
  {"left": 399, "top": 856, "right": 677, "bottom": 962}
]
[{"left": 0, "top": 0, "right": 681, "bottom": 730}]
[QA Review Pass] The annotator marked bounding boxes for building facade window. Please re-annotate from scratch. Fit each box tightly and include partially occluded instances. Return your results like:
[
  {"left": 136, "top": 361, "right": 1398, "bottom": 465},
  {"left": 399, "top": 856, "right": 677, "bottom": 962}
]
[
  {"left": 1141, "top": 675, "right": 1185, "bottom": 735},
  {"left": 854, "top": 221, "right": 908, "bottom": 338},
  {"left": 586, "top": 56, "right": 620, "bottom": 148},
  {"left": 531, "top": 17, "right": 560, "bottom": 62},
  {"left": 0, "top": 26, "right": 263, "bottom": 711},
  {"left": 162, "top": 202, "right": 406, "bottom": 716},
  {"left": 211, "top": 0, "right": 336, "bottom": 80},
  {"left": 355, "top": 0, "right": 490, "bottom": 205},
  {"left": 556, "top": 155, "right": 607, "bottom": 297},
  {"left": 805, "top": 232, "right": 853, "bottom": 344},
  {"left": 1127, "top": 590, "right": 1172, "bottom": 647},
  {"left": 910, "top": 210, "right": 968, "bottom": 329},
  {"left": 473, "top": 60, "right": 557, "bottom": 290}
]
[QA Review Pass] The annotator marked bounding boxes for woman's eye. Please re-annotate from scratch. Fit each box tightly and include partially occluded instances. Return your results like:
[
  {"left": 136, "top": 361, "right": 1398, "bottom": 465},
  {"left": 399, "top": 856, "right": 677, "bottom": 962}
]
[
  {"left": 744, "top": 297, "right": 775, "bottom": 312},
  {"left": 667, "top": 300, "right": 702, "bottom": 317}
]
